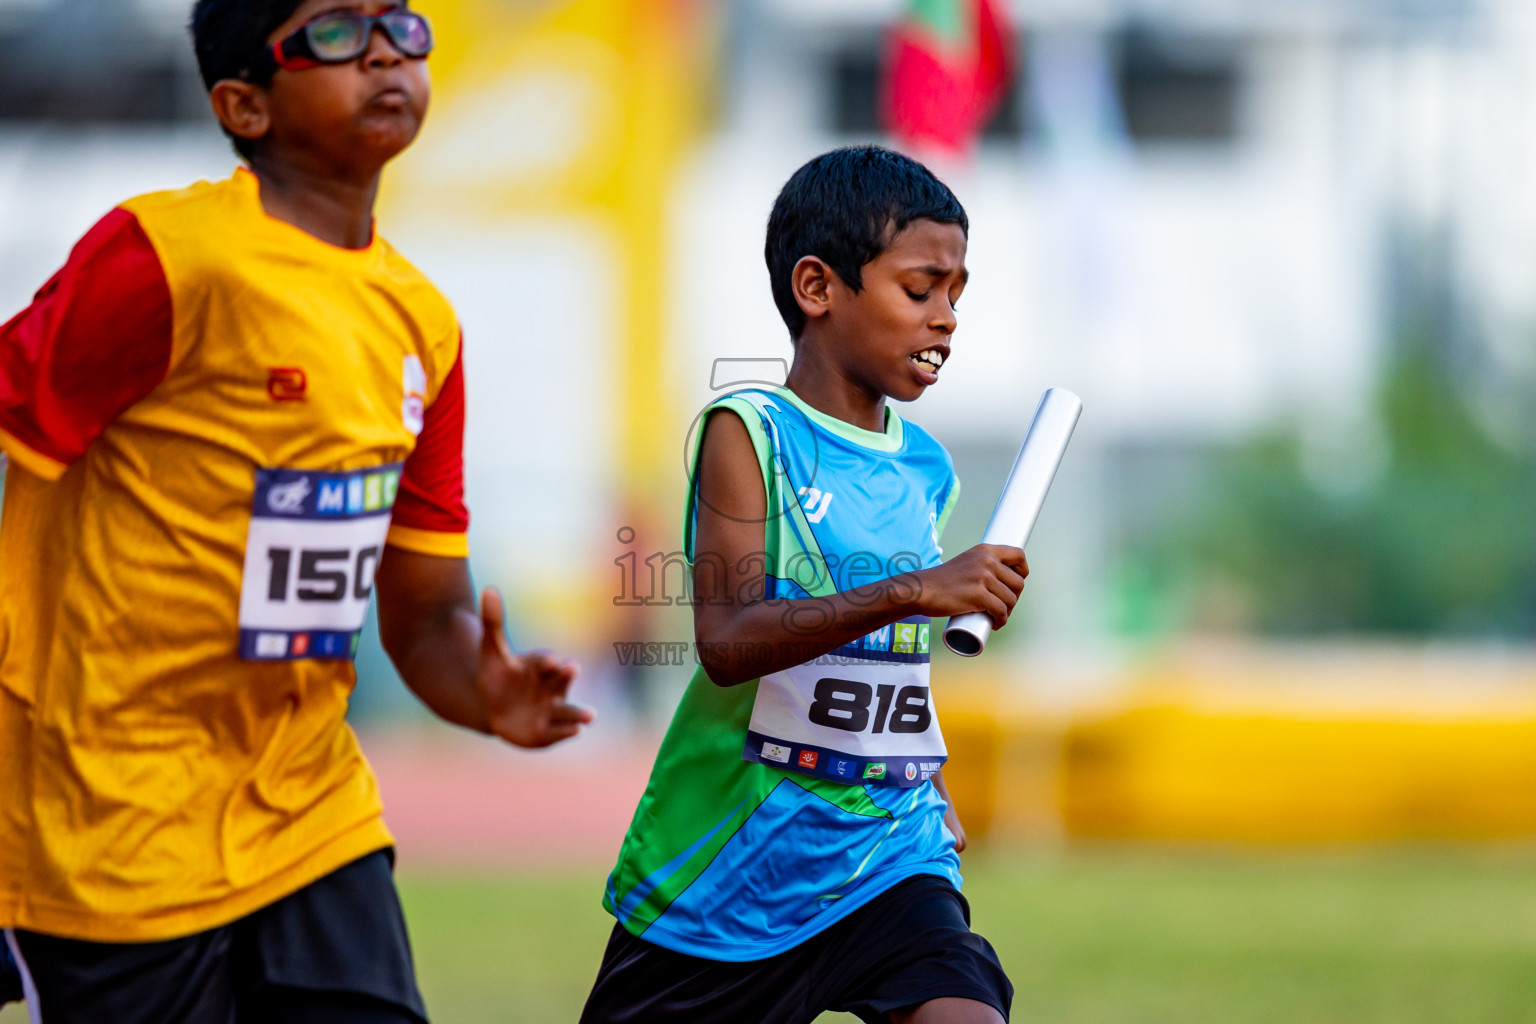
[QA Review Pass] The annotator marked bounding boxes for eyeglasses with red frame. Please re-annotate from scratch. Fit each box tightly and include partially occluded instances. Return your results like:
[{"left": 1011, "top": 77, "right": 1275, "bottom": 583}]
[{"left": 245, "top": 7, "right": 432, "bottom": 79}]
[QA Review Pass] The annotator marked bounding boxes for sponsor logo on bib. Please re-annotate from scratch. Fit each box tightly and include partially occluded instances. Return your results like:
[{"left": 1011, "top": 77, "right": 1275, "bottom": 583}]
[
  {"left": 745, "top": 616, "right": 947, "bottom": 788},
  {"left": 238, "top": 463, "right": 402, "bottom": 662},
  {"left": 761, "top": 742, "right": 791, "bottom": 764},
  {"left": 267, "top": 477, "right": 313, "bottom": 514}
]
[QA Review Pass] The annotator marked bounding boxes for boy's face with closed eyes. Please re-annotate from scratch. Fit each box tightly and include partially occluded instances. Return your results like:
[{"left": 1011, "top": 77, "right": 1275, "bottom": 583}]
[{"left": 794, "top": 218, "right": 969, "bottom": 405}]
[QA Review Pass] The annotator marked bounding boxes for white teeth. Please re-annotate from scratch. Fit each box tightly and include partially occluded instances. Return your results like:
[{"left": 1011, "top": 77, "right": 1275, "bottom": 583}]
[{"left": 911, "top": 348, "right": 945, "bottom": 370}]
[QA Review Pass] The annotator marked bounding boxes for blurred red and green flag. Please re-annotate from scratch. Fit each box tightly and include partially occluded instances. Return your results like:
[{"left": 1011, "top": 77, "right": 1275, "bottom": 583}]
[{"left": 884, "top": 0, "right": 1013, "bottom": 153}]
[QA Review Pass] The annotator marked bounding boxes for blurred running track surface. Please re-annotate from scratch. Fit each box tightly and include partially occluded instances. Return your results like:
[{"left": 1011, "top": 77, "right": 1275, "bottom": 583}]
[{"left": 361, "top": 727, "right": 658, "bottom": 869}]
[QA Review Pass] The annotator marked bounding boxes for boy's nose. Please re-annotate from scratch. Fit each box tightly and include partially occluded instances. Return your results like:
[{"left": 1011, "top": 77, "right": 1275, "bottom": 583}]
[{"left": 363, "top": 24, "right": 405, "bottom": 67}]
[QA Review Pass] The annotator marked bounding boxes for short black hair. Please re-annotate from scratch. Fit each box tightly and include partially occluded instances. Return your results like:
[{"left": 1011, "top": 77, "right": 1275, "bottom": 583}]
[
  {"left": 189, "top": 0, "right": 306, "bottom": 157},
  {"left": 764, "top": 146, "right": 968, "bottom": 339}
]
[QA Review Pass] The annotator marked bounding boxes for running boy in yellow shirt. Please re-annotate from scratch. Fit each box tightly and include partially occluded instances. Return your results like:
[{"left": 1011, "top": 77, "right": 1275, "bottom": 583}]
[{"left": 0, "top": 2, "right": 591, "bottom": 1021}]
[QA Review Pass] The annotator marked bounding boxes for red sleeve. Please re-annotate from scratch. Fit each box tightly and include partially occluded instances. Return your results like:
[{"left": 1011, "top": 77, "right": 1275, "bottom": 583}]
[
  {"left": 388, "top": 337, "right": 469, "bottom": 554},
  {"left": 0, "top": 207, "right": 173, "bottom": 480}
]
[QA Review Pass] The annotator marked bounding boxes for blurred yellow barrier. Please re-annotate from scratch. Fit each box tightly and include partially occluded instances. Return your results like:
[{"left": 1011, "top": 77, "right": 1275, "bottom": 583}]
[
  {"left": 1060, "top": 704, "right": 1536, "bottom": 841},
  {"left": 941, "top": 646, "right": 1536, "bottom": 844}
]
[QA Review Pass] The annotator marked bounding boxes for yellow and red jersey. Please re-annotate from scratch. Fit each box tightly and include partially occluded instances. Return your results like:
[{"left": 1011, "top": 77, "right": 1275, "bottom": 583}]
[{"left": 0, "top": 168, "right": 468, "bottom": 941}]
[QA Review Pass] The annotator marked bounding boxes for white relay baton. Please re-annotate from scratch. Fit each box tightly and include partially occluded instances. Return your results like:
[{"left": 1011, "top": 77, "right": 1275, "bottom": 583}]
[{"left": 942, "top": 388, "right": 1083, "bottom": 657}]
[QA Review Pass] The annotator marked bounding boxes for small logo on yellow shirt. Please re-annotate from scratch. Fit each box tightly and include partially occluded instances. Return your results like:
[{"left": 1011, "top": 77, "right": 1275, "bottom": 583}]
[
  {"left": 267, "top": 366, "right": 307, "bottom": 402},
  {"left": 403, "top": 354, "right": 427, "bottom": 435}
]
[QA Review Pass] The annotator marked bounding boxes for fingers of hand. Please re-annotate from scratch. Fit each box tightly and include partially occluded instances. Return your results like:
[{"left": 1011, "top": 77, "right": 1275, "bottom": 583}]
[
  {"left": 983, "top": 591, "right": 1010, "bottom": 631},
  {"left": 535, "top": 722, "right": 584, "bottom": 746},
  {"left": 480, "top": 588, "right": 516, "bottom": 662},
  {"left": 987, "top": 544, "right": 1028, "bottom": 571},
  {"left": 532, "top": 654, "right": 580, "bottom": 694},
  {"left": 995, "top": 561, "right": 1028, "bottom": 598},
  {"left": 550, "top": 702, "right": 595, "bottom": 726},
  {"left": 480, "top": 586, "right": 505, "bottom": 631},
  {"left": 983, "top": 574, "right": 1019, "bottom": 613}
]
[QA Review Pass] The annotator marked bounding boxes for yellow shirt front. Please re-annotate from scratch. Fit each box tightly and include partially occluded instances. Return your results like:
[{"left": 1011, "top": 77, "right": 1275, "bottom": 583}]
[{"left": 0, "top": 169, "right": 469, "bottom": 941}]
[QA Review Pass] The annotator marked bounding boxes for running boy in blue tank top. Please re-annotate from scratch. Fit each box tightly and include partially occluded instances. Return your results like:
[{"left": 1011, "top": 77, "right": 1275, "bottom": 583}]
[{"left": 583, "top": 146, "right": 1029, "bottom": 1024}]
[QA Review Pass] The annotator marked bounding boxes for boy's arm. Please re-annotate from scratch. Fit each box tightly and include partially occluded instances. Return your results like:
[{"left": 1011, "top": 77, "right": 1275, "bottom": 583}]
[
  {"left": 0, "top": 208, "right": 173, "bottom": 479},
  {"left": 374, "top": 337, "right": 591, "bottom": 747},
  {"left": 374, "top": 551, "right": 592, "bottom": 747},
  {"left": 693, "top": 409, "right": 1029, "bottom": 686}
]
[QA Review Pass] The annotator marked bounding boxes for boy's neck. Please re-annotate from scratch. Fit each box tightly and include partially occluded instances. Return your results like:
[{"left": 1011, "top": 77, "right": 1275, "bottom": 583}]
[
  {"left": 248, "top": 157, "right": 381, "bottom": 250},
  {"left": 784, "top": 341, "right": 887, "bottom": 434}
]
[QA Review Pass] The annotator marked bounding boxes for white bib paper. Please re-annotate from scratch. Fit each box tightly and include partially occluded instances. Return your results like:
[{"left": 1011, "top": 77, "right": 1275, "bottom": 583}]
[
  {"left": 237, "top": 464, "right": 401, "bottom": 661},
  {"left": 743, "top": 618, "right": 947, "bottom": 787}
]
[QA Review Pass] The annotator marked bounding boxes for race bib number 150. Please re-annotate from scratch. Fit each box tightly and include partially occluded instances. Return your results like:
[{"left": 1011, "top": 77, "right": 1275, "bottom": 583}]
[{"left": 237, "top": 464, "right": 402, "bottom": 661}]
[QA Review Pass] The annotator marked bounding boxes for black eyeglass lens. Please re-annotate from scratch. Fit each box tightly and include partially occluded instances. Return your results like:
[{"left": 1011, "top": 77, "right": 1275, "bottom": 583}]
[
  {"left": 381, "top": 11, "right": 433, "bottom": 57},
  {"left": 305, "top": 13, "right": 370, "bottom": 60}
]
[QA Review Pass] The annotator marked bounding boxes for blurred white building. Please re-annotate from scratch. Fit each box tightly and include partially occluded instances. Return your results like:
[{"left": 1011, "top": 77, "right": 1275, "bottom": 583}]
[{"left": 681, "top": 0, "right": 1504, "bottom": 444}]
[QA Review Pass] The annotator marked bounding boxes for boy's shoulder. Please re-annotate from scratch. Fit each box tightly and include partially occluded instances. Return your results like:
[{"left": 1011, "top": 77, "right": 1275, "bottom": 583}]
[
  {"left": 368, "top": 236, "right": 457, "bottom": 317},
  {"left": 891, "top": 412, "right": 951, "bottom": 463},
  {"left": 113, "top": 171, "right": 453, "bottom": 319},
  {"left": 118, "top": 174, "right": 236, "bottom": 218},
  {"left": 709, "top": 387, "right": 954, "bottom": 471},
  {"left": 113, "top": 170, "right": 266, "bottom": 280}
]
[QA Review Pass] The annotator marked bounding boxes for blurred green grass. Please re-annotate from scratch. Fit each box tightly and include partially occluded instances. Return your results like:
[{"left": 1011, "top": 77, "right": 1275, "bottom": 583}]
[
  {"left": 399, "top": 847, "right": 1536, "bottom": 1024},
  {"left": 5, "top": 847, "right": 1535, "bottom": 1023}
]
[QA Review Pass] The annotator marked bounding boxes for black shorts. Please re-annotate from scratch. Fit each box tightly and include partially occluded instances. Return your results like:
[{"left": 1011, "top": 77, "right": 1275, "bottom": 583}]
[
  {"left": 3, "top": 849, "right": 426, "bottom": 1024},
  {"left": 580, "top": 874, "right": 1013, "bottom": 1024}
]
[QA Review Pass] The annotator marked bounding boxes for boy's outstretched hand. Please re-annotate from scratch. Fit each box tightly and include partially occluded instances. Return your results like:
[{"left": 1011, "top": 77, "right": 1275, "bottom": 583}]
[
  {"left": 907, "top": 544, "right": 1029, "bottom": 631},
  {"left": 375, "top": 547, "right": 593, "bottom": 746},
  {"left": 475, "top": 587, "right": 592, "bottom": 748}
]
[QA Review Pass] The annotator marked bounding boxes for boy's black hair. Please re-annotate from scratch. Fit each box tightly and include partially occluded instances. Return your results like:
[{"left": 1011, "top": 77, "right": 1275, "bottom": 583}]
[
  {"left": 189, "top": 0, "right": 306, "bottom": 158},
  {"left": 765, "top": 145, "right": 968, "bottom": 339}
]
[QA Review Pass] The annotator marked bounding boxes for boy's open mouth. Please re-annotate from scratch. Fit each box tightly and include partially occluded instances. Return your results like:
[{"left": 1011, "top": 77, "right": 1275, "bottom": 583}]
[{"left": 910, "top": 348, "right": 945, "bottom": 375}]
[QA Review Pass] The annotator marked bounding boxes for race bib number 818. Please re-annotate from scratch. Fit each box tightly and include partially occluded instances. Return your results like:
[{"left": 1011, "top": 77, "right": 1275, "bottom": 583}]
[
  {"left": 744, "top": 616, "right": 947, "bottom": 787},
  {"left": 237, "top": 464, "right": 401, "bottom": 661}
]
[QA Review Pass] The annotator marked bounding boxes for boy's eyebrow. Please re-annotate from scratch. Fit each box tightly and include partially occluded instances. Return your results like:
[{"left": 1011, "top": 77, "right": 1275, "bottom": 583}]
[
  {"left": 909, "top": 264, "right": 969, "bottom": 283},
  {"left": 312, "top": 0, "right": 404, "bottom": 14}
]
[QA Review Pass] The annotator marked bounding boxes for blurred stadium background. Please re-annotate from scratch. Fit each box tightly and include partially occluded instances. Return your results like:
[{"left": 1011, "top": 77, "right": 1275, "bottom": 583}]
[{"left": 6, "top": 0, "right": 1536, "bottom": 1019}]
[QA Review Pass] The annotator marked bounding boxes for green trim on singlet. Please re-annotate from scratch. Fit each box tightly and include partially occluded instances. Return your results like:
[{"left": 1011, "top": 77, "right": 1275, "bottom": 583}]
[
  {"left": 769, "top": 386, "right": 905, "bottom": 453},
  {"left": 684, "top": 394, "right": 837, "bottom": 598},
  {"left": 934, "top": 476, "right": 961, "bottom": 542},
  {"left": 787, "top": 774, "right": 894, "bottom": 819},
  {"left": 602, "top": 667, "right": 895, "bottom": 935}
]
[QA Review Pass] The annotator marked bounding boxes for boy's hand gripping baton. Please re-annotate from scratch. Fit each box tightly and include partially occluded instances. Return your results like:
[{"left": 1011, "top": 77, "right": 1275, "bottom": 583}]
[{"left": 942, "top": 388, "right": 1083, "bottom": 657}]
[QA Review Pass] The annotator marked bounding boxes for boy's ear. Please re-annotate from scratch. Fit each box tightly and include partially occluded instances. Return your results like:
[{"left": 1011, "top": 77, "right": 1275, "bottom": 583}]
[
  {"left": 208, "top": 80, "right": 272, "bottom": 150},
  {"left": 791, "top": 256, "right": 835, "bottom": 325}
]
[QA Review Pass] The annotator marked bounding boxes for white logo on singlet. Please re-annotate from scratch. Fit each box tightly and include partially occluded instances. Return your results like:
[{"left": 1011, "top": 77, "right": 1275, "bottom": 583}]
[
  {"left": 267, "top": 477, "right": 312, "bottom": 514},
  {"left": 798, "top": 486, "right": 834, "bottom": 523}
]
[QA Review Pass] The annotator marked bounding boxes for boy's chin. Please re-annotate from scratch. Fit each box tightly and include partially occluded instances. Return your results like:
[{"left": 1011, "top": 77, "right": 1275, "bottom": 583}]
[
  {"left": 886, "top": 379, "right": 929, "bottom": 403},
  {"left": 352, "top": 118, "right": 423, "bottom": 164}
]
